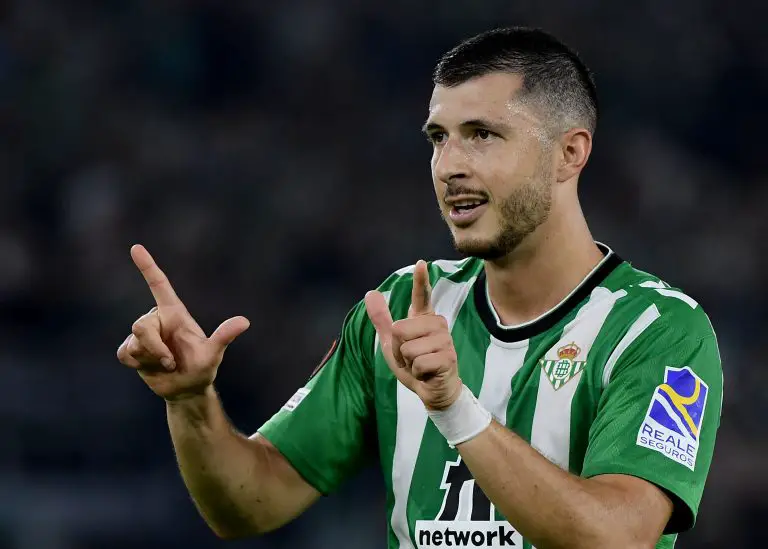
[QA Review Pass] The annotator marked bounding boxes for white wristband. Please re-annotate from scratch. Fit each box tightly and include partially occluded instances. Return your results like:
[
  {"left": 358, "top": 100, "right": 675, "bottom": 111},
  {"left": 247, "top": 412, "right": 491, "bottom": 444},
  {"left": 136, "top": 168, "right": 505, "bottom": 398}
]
[{"left": 427, "top": 385, "right": 492, "bottom": 448}]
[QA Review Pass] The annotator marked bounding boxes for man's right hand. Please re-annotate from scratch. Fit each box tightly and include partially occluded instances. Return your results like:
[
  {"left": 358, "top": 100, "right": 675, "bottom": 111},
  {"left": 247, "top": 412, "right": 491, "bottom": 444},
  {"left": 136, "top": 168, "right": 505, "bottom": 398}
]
[{"left": 117, "top": 245, "right": 250, "bottom": 401}]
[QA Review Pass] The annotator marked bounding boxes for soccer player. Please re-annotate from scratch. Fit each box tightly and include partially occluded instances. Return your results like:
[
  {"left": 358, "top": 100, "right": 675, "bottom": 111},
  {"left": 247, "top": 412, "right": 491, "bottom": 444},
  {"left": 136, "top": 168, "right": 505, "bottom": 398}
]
[{"left": 117, "top": 27, "right": 722, "bottom": 549}]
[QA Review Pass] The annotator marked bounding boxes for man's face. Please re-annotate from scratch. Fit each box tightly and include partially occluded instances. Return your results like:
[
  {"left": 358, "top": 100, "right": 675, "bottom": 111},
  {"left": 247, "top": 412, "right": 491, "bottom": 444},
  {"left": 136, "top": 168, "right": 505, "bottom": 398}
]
[{"left": 425, "top": 72, "right": 555, "bottom": 260}]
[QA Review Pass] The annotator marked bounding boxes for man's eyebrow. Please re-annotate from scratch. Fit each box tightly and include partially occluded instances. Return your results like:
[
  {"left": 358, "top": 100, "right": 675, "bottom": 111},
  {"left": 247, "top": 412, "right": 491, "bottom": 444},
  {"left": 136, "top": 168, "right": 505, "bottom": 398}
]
[
  {"left": 461, "top": 118, "right": 512, "bottom": 133},
  {"left": 421, "top": 118, "right": 512, "bottom": 135}
]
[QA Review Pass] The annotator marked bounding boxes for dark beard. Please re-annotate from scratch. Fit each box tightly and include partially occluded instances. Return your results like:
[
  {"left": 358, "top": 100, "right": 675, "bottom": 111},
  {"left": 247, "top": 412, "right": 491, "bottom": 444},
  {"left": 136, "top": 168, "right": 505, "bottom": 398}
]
[{"left": 452, "top": 178, "right": 552, "bottom": 260}]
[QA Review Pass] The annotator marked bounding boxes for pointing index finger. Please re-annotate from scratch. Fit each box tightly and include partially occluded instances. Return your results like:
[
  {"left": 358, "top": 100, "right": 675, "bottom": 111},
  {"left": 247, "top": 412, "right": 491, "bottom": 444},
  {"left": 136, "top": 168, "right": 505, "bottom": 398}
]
[
  {"left": 410, "top": 260, "right": 433, "bottom": 316},
  {"left": 130, "top": 245, "right": 182, "bottom": 307}
]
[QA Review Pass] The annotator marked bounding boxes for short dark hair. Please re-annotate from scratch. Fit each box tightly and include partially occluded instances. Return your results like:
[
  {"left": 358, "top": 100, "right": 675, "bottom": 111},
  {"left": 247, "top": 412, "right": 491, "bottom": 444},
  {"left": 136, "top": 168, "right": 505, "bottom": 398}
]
[{"left": 433, "top": 27, "right": 598, "bottom": 135}]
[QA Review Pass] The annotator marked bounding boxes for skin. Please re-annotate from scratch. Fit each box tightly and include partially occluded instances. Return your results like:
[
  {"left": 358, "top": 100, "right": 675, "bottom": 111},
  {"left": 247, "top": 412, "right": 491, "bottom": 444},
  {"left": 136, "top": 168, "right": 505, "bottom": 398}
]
[
  {"left": 117, "top": 71, "right": 672, "bottom": 547},
  {"left": 117, "top": 245, "right": 321, "bottom": 538},
  {"left": 363, "top": 72, "right": 674, "bottom": 548}
]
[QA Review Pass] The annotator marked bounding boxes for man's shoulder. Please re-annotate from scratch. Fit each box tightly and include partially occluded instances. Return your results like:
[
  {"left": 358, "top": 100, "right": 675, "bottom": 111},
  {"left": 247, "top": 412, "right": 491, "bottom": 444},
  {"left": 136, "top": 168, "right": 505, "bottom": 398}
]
[
  {"left": 606, "top": 262, "right": 715, "bottom": 340},
  {"left": 595, "top": 261, "right": 721, "bottom": 389}
]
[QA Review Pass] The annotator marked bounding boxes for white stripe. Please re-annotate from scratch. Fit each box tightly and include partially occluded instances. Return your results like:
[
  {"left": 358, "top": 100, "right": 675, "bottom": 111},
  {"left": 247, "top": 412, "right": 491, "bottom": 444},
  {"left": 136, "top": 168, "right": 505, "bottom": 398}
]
[
  {"left": 391, "top": 277, "right": 475, "bottom": 549},
  {"left": 602, "top": 304, "right": 661, "bottom": 387},
  {"left": 639, "top": 280, "right": 670, "bottom": 289},
  {"left": 531, "top": 371, "right": 583, "bottom": 468},
  {"left": 639, "top": 280, "right": 698, "bottom": 309},
  {"left": 431, "top": 277, "right": 476, "bottom": 320},
  {"left": 395, "top": 258, "right": 470, "bottom": 277},
  {"left": 391, "top": 383, "right": 427, "bottom": 548},
  {"left": 456, "top": 479, "right": 475, "bottom": 520},
  {"left": 479, "top": 336, "right": 529, "bottom": 520},
  {"left": 432, "top": 258, "right": 471, "bottom": 274},
  {"left": 479, "top": 338, "right": 529, "bottom": 423},
  {"left": 656, "top": 288, "right": 698, "bottom": 309},
  {"left": 530, "top": 287, "right": 625, "bottom": 469}
]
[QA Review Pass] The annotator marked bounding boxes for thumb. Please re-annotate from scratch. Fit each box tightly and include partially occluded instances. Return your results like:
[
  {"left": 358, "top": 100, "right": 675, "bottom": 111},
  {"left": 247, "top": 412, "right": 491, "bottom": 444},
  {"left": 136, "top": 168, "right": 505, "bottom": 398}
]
[
  {"left": 409, "top": 260, "right": 433, "bottom": 317},
  {"left": 365, "top": 290, "right": 407, "bottom": 375},
  {"left": 364, "top": 291, "right": 394, "bottom": 345},
  {"left": 210, "top": 316, "right": 251, "bottom": 348}
]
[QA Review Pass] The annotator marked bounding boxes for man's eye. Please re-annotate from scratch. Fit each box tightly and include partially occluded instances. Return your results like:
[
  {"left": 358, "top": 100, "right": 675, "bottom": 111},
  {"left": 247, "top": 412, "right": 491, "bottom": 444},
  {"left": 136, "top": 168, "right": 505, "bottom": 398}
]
[
  {"left": 475, "top": 129, "right": 492, "bottom": 140},
  {"left": 429, "top": 132, "right": 446, "bottom": 144}
]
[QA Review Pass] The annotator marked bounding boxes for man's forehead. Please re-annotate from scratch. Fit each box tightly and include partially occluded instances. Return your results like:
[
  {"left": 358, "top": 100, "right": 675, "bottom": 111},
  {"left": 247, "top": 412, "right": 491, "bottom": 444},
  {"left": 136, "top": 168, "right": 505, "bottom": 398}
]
[{"left": 427, "top": 72, "right": 535, "bottom": 125}]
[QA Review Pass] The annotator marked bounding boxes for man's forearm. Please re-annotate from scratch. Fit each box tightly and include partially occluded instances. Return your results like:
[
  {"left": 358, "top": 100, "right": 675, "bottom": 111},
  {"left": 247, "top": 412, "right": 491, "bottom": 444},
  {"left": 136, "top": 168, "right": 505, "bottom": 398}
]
[
  {"left": 457, "top": 421, "right": 658, "bottom": 549},
  {"left": 166, "top": 386, "right": 302, "bottom": 538}
]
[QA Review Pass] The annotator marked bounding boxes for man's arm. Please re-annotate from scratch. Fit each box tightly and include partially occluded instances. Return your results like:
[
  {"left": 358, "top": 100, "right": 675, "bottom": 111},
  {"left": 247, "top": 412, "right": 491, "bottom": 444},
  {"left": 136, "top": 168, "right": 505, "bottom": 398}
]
[
  {"left": 453, "top": 313, "right": 720, "bottom": 548},
  {"left": 365, "top": 262, "right": 722, "bottom": 549},
  {"left": 117, "top": 246, "right": 322, "bottom": 538},
  {"left": 457, "top": 421, "right": 671, "bottom": 549},
  {"left": 167, "top": 386, "right": 320, "bottom": 539},
  {"left": 119, "top": 245, "right": 379, "bottom": 539},
  {"left": 364, "top": 264, "right": 668, "bottom": 548}
]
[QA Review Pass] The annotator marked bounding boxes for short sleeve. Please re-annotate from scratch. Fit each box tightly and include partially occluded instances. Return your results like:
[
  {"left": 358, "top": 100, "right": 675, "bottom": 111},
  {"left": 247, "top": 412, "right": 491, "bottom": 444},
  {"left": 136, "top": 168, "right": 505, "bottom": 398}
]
[
  {"left": 256, "top": 300, "right": 376, "bottom": 495},
  {"left": 582, "top": 306, "right": 723, "bottom": 534}
]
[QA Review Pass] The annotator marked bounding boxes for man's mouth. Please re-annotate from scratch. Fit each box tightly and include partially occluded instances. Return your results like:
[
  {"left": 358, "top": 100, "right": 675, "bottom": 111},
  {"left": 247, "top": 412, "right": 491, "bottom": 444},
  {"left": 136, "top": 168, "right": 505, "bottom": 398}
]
[
  {"left": 451, "top": 198, "right": 487, "bottom": 213},
  {"left": 445, "top": 196, "right": 489, "bottom": 226}
]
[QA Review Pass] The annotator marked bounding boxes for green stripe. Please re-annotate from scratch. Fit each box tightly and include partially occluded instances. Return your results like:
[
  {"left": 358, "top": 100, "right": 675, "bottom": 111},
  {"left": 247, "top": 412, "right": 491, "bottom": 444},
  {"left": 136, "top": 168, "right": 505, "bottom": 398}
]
[
  {"left": 404, "top": 299, "right": 490, "bottom": 538},
  {"left": 567, "top": 287, "right": 633, "bottom": 472}
]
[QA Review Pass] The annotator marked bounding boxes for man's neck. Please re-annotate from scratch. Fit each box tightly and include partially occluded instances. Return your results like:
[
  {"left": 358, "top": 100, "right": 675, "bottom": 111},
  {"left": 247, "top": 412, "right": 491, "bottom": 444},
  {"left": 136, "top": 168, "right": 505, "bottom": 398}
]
[{"left": 482, "top": 216, "right": 604, "bottom": 327}]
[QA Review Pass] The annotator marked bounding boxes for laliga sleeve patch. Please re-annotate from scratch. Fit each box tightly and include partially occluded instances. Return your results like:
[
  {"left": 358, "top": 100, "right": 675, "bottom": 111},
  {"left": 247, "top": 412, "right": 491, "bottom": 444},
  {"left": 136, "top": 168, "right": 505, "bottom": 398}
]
[
  {"left": 282, "top": 388, "right": 311, "bottom": 412},
  {"left": 309, "top": 338, "right": 338, "bottom": 380},
  {"left": 636, "top": 366, "right": 709, "bottom": 471}
]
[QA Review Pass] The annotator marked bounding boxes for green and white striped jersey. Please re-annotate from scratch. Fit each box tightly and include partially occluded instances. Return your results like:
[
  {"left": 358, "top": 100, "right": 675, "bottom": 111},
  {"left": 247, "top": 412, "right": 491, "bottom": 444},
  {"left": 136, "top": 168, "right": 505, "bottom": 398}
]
[{"left": 258, "top": 244, "right": 722, "bottom": 549}]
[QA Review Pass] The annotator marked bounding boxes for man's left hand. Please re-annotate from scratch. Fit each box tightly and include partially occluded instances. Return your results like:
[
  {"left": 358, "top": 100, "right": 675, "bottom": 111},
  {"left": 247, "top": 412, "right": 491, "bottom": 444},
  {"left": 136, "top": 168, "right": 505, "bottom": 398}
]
[{"left": 365, "top": 260, "right": 462, "bottom": 410}]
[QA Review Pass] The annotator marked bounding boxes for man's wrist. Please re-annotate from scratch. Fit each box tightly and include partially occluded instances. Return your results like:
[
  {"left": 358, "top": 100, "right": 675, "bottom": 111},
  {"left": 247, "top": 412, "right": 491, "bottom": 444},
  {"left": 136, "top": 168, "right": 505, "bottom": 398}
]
[
  {"left": 427, "top": 384, "right": 492, "bottom": 448},
  {"left": 425, "top": 380, "right": 463, "bottom": 411},
  {"left": 165, "top": 384, "right": 217, "bottom": 405},
  {"left": 165, "top": 385, "right": 219, "bottom": 424}
]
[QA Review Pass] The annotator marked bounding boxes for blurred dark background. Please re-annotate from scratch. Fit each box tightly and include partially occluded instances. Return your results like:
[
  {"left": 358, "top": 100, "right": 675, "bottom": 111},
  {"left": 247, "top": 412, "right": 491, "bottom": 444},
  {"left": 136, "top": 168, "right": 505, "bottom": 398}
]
[{"left": 0, "top": 1, "right": 765, "bottom": 548}]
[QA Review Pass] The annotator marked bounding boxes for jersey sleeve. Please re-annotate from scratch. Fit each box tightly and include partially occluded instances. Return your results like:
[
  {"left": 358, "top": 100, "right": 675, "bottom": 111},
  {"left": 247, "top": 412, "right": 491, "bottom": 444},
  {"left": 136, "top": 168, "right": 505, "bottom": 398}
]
[
  {"left": 256, "top": 299, "right": 377, "bottom": 495},
  {"left": 581, "top": 302, "right": 723, "bottom": 534}
]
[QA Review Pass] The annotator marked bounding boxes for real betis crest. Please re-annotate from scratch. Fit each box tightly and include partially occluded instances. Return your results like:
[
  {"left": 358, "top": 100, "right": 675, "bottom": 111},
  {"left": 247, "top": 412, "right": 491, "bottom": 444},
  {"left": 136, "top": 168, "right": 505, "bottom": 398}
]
[{"left": 539, "top": 342, "right": 586, "bottom": 390}]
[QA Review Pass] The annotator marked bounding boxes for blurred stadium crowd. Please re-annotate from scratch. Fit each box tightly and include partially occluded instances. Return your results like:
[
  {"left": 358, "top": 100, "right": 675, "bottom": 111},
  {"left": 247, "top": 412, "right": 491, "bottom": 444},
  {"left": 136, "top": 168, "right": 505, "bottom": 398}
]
[{"left": 0, "top": 1, "right": 765, "bottom": 548}]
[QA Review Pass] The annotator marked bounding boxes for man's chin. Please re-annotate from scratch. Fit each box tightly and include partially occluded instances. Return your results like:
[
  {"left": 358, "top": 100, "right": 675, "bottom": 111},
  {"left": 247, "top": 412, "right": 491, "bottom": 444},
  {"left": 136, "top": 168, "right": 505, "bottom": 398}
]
[
  {"left": 453, "top": 237, "right": 508, "bottom": 260},
  {"left": 452, "top": 228, "right": 532, "bottom": 260}
]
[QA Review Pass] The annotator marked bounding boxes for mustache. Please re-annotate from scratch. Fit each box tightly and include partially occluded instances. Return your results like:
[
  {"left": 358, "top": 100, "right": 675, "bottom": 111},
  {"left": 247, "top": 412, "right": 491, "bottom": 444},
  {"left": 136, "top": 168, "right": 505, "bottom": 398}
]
[{"left": 443, "top": 185, "right": 489, "bottom": 201}]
